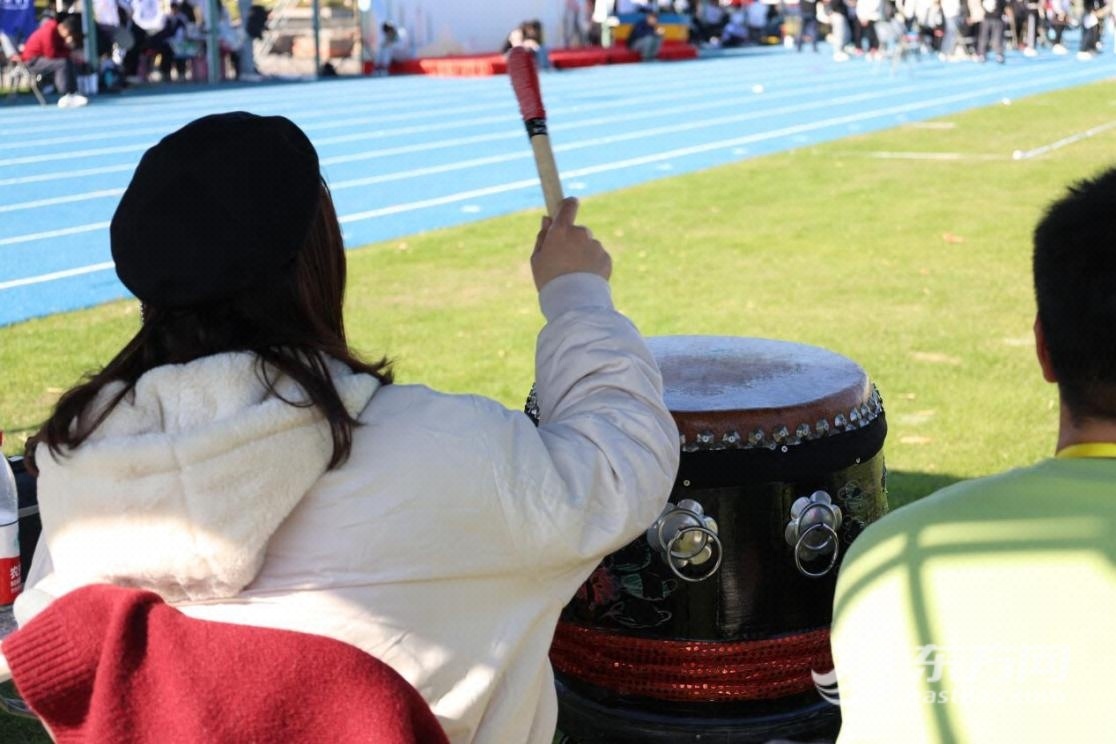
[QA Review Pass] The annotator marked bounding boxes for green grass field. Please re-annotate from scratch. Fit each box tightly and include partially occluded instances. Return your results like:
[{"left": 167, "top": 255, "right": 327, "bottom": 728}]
[{"left": 0, "top": 77, "right": 1114, "bottom": 743}]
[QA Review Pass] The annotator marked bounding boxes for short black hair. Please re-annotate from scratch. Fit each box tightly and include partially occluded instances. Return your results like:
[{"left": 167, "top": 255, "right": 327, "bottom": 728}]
[
  {"left": 1033, "top": 166, "right": 1116, "bottom": 421},
  {"left": 58, "top": 14, "right": 83, "bottom": 40}
]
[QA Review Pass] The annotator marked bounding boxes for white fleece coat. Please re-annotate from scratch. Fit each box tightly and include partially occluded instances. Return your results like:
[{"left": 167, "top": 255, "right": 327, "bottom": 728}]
[{"left": 16, "top": 273, "right": 680, "bottom": 744}]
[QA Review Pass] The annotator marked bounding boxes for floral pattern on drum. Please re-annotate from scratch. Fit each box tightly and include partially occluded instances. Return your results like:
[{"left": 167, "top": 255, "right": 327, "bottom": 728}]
[
  {"left": 572, "top": 541, "right": 680, "bottom": 630},
  {"left": 834, "top": 464, "right": 890, "bottom": 547}
]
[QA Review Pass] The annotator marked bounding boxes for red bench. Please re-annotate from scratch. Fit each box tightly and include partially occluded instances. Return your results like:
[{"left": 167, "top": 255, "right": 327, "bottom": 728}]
[{"left": 368, "top": 42, "right": 698, "bottom": 78}]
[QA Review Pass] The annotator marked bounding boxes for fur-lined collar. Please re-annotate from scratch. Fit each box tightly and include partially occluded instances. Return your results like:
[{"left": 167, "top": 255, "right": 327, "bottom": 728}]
[{"left": 35, "top": 352, "right": 380, "bottom": 603}]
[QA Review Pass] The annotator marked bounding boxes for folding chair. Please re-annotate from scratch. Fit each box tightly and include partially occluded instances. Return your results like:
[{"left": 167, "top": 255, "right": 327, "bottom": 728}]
[{"left": 0, "top": 31, "right": 46, "bottom": 105}]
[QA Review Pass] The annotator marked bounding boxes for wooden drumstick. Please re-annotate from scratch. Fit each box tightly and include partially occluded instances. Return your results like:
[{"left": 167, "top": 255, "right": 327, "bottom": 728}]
[{"left": 507, "top": 47, "right": 563, "bottom": 218}]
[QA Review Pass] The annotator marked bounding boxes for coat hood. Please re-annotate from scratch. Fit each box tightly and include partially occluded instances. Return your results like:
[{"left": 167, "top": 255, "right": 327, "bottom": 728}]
[{"left": 34, "top": 352, "right": 380, "bottom": 603}]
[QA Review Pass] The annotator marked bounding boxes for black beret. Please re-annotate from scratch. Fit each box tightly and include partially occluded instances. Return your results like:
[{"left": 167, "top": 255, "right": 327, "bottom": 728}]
[{"left": 111, "top": 112, "right": 321, "bottom": 308}]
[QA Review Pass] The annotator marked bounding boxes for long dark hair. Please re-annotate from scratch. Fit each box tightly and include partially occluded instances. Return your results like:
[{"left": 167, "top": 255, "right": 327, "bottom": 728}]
[{"left": 28, "top": 180, "right": 391, "bottom": 471}]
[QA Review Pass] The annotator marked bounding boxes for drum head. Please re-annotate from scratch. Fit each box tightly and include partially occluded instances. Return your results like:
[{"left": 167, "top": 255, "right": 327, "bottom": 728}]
[{"left": 647, "top": 336, "right": 879, "bottom": 451}]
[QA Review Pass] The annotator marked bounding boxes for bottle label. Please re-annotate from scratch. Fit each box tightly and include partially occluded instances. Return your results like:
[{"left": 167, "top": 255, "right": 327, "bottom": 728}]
[{"left": 0, "top": 555, "right": 20, "bottom": 605}]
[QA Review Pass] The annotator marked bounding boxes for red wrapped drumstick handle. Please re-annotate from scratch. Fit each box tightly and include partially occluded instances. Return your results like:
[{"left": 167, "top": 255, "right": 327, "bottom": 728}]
[{"left": 507, "top": 47, "right": 563, "bottom": 217}]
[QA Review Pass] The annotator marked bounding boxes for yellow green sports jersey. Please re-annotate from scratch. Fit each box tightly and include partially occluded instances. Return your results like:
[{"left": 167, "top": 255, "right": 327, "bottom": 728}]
[{"left": 831, "top": 457, "right": 1116, "bottom": 744}]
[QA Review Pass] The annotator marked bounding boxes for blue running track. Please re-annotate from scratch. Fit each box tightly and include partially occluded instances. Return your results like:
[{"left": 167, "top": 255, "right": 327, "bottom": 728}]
[{"left": 2, "top": 47, "right": 1114, "bottom": 326}]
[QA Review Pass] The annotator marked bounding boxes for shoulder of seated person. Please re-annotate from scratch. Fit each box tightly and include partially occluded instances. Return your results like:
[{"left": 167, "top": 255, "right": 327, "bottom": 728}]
[
  {"left": 361, "top": 382, "right": 511, "bottom": 424},
  {"left": 849, "top": 461, "right": 1062, "bottom": 545}
]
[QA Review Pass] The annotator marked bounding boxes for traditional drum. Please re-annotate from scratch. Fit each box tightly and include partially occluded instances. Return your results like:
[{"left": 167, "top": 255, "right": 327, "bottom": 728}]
[{"left": 544, "top": 336, "right": 889, "bottom": 743}]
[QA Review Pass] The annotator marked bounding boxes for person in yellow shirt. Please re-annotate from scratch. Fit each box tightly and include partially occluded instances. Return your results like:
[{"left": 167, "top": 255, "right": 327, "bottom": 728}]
[{"left": 831, "top": 166, "right": 1116, "bottom": 743}]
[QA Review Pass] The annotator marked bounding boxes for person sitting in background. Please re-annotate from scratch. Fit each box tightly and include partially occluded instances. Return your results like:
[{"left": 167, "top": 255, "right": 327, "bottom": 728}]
[
  {"left": 854, "top": 0, "right": 883, "bottom": 57},
  {"left": 20, "top": 13, "right": 88, "bottom": 108},
  {"left": 125, "top": 0, "right": 175, "bottom": 81},
  {"left": 746, "top": 0, "right": 773, "bottom": 42},
  {"left": 92, "top": 0, "right": 132, "bottom": 66},
  {"left": 692, "top": 0, "right": 729, "bottom": 43},
  {"left": 975, "top": 0, "right": 1006, "bottom": 62},
  {"left": 615, "top": 0, "right": 649, "bottom": 12},
  {"left": 197, "top": 0, "right": 244, "bottom": 79},
  {"left": 562, "top": 0, "right": 589, "bottom": 47},
  {"left": 720, "top": 6, "right": 753, "bottom": 46},
  {"left": 797, "top": 0, "right": 820, "bottom": 50},
  {"left": 1077, "top": 0, "right": 1107, "bottom": 59},
  {"left": 827, "top": 0, "right": 852, "bottom": 58},
  {"left": 938, "top": 0, "right": 965, "bottom": 60},
  {"left": 1015, "top": 0, "right": 1039, "bottom": 55},
  {"left": 831, "top": 166, "right": 1116, "bottom": 743},
  {"left": 504, "top": 18, "right": 551, "bottom": 70},
  {"left": 963, "top": 0, "right": 985, "bottom": 55},
  {"left": 627, "top": 10, "right": 665, "bottom": 59},
  {"left": 1046, "top": 0, "right": 1070, "bottom": 54},
  {"left": 373, "top": 21, "right": 410, "bottom": 76},
  {"left": 165, "top": 0, "right": 203, "bottom": 81},
  {"left": 15, "top": 112, "right": 679, "bottom": 744},
  {"left": 914, "top": 0, "right": 945, "bottom": 52}
]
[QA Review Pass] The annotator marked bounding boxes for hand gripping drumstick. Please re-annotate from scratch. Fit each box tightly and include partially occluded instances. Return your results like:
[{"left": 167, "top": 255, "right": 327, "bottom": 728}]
[{"left": 507, "top": 47, "right": 563, "bottom": 218}]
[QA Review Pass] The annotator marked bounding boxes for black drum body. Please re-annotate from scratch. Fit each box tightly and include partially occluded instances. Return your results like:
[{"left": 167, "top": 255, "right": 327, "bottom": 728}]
[{"left": 547, "top": 336, "right": 889, "bottom": 743}]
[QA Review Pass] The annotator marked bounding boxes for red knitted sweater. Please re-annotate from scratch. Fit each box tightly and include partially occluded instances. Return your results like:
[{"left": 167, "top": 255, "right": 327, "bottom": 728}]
[{"left": 2, "top": 585, "right": 449, "bottom": 743}]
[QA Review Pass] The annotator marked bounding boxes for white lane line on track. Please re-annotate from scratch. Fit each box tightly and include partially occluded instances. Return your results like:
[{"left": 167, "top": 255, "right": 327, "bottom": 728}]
[
  {"left": 0, "top": 64, "right": 1103, "bottom": 282},
  {"left": 0, "top": 55, "right": 996, "bottom": 180},
  {"left": 13, "top": 76, "right": 843, "bottom": 206},
  {"left": 0, "top": 189, "right": 125, "bottom": 214},
  {"left": 338, "top": 67, "right": 1103, "bottom": 225},
  {"left": 0, "top": 91, "right": 497, "bottom": 140},
  {"left": 1013, "top": 120, "right": 1116, "bottom": 159},
  {"left": 0, "top": 62, "right": 1078, "bottom": 213},
  {"left": 864, "top": 151, "right": 1005, "bottom": 160},
  {"left": 0, "top": 57, "right": 918, "bottom": 168},
  {"left": 0, "top": 64, "right": 768, "bottom": 144},
  {"left": 0, "top": 71, "right": 907, "bottom": 194},
  {"left": 0, "top": 261, "right": 116, "bottom": 291},
  {"left": 0, "top": 78, "right": 971, "bottom": 212},
  {"left": 0, "top": 81, "right": 503, "bottom": 136},
  {"left": 22, "top": 79, "right": 1017, "bottom": 241},
  {"left": 332, "top": 86, "right": 908, "bottom": 188},
  {"left": 0, "top": 63, "right": 1098, "bottom": 244},
  {"left": 0, "top": 93, "right": 632, "bottom": 165},
  {"left": 0, "top": 164, "right": 135, "bottom": 187},
  {"left": 2, "top": 100, "right": 514, "bottom": 152},
  {"left": 0, "top": 222, "right": 111, "bottom": 247},
  {"left": 0, "top": 143, "right": 150, "bottom": 167},
  {"left": 339, "top": 177, "right": 541, "bottom": 222},
  {"left": 302, "top": 67, "right": 866, "bottom": 148},
  {"left": 0, "top": 55, "right": 751, "bottom": 129},
  {"left": 303, "top": 62, "right": 870, "bottom": 138}
]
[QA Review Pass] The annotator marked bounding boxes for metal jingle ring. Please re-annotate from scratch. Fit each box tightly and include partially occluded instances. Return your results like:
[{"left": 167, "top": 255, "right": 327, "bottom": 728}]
[
  {"left": 798, "top": 500, "right": 834, "bottom": 524},
  {"left": 655, "top": 505, "right": 704, "bottom": 555},
  {"left": 793, "top": 523, "right": 841, "bottom": 579},
  {"left": 665, "top": 524, "right": 723, "bottom": 583}
]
